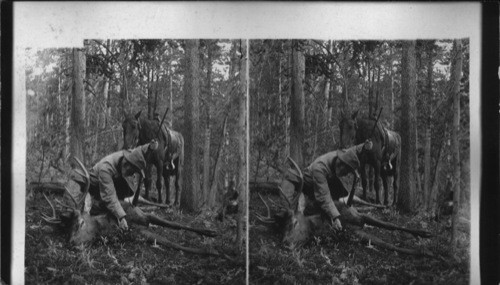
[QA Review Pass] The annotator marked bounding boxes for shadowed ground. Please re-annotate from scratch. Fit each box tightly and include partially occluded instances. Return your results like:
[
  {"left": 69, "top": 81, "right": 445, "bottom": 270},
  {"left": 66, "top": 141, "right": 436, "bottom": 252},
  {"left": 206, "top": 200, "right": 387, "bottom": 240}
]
[
  {"left": 249, "top": 189, "right": 470, "bottom": 285},
  {"left": 25, "top": 189, "right": 245, "bottom": 285}
]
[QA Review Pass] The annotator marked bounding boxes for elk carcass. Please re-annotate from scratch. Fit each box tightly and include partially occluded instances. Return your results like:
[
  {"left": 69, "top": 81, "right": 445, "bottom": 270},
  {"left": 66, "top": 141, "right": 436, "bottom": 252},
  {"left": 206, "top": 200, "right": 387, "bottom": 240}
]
[
  {"left": 255, "top": 159, "right": 434, "bottom": 258},
  {"left": 41, "top": 158, "right": 224, "bottom": 258}
]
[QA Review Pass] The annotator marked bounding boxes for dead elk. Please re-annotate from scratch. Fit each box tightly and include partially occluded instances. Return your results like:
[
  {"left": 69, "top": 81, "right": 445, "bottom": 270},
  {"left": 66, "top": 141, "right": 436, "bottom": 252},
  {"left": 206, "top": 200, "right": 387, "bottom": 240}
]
[
  {"left": 41, "top": 158, "right": 223, "bottom": 258},
  {"left": 255, "top": 189, "right": 434, "bottom": 257}
]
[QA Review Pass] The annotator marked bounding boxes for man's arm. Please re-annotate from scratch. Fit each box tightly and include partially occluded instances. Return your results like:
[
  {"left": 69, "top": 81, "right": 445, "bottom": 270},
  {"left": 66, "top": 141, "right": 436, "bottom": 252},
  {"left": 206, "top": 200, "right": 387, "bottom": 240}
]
[
  {"left": 311, "top": 168, "right": 340, "bottom": 220},
  {"left": 97, "top": 170, "right": 126, "bottom": 220}
]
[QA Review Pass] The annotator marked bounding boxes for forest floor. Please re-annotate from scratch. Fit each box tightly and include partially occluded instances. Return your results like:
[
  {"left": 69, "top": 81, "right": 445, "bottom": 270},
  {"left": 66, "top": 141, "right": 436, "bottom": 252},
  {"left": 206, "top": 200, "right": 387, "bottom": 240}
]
[
  {"left": 249, "top": 189, "right": 470, "bottom": 285},
  {"left": 25, "top": 190, "right": 245, "bottom": 285}
]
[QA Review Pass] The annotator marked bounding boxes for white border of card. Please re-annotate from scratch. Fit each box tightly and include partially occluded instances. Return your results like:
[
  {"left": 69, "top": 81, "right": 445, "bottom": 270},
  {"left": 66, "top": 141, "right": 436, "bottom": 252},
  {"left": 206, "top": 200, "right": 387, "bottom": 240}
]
[{"left": 13, "top": 2, "right": 480, "bottom": 284}]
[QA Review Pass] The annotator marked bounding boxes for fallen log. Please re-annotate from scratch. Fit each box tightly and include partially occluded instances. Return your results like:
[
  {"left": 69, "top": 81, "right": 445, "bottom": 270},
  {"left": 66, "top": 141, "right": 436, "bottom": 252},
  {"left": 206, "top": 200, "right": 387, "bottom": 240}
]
[
  {"left": 249, "top": 180, "right": 280, "bottom": 194},
  {"left": 28, "top": 182, "right": 66, "bottom": 194}
]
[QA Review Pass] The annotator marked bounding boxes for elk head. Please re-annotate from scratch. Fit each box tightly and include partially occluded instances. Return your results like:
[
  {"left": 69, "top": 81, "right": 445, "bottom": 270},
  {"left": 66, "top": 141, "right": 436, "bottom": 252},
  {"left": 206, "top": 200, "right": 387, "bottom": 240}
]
[
  {"left": 255, "top": 157, "right": 323, "bottom": 249},
  {"left": 256, "top": 192, "right": 322, "bottom": 249},
  {"left": 42, "top": 157, "right": 99, "bottom": 245}
]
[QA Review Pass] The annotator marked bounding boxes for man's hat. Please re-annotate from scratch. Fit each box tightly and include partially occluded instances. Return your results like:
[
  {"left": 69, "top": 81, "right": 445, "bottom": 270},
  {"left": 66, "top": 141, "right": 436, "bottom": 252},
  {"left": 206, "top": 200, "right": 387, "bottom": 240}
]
[
  {"left": 122, "top": 141, "right": 159, "bottom": 177},
  {"left": 337, "top": 148, "right": 361, "bottom": 171},
  {"left": 123, "top": 145, "right": 147, "bottom": 171}
]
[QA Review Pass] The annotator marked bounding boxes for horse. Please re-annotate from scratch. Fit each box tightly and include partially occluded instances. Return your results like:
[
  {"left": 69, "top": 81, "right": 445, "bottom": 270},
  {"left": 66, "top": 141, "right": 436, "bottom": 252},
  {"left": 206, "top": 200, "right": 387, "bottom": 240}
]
[
  {"left": 155, "top": 114, "right": 184, "bottom": 207},
  {"left": 122, "top": 110, "right": 184, "bottom": 206},
  {"left": 339, "top": 110, "right": 401, "bottom": 205}
]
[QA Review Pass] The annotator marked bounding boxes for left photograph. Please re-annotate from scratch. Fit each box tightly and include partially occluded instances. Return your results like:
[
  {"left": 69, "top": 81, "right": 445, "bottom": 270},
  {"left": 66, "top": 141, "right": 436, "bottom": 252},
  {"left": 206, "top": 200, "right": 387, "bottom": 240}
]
[{"left": 24, "top": 39, "right": 247, "bottom": 284}]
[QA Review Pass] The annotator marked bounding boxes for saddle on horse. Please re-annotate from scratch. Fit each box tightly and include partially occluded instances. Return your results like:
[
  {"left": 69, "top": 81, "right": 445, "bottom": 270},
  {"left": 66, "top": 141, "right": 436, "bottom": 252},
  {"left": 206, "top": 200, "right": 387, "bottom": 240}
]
[{"left": 381, "top": 130, "right": 400, "bottom": 170}]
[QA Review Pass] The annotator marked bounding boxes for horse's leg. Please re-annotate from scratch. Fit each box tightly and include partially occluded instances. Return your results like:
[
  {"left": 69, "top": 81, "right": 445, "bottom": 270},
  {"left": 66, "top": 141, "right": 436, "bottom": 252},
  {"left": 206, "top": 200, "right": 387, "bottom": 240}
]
[
  {"left": 163, "top": 167, "right": 171, "bottom": 206},
  {"left": 156, "top": 161, "right": 163, "bottom": 204},
  {"left": 144, "top": 163, "right": 153, "bottom": 201},
  {"left": 359, "top": 213, "right": 432, "bottom": 238},
  {"left": 175, "top": 159, "right": 182, "bottom": 207},
  {"left": 381, "top": 173, "right": 389, "bottom": 206},
  {"left": 373, "top": 162, "right": 381, "bottom": 205},
  {"left": 368, "top": 166, "right": 374, "bottom": 194},
  {"left": 393, "top": 158, "right": 400, "bottom": 206},
  {"left": 360, "top": 162, "right": 368, "bottom": 201}
]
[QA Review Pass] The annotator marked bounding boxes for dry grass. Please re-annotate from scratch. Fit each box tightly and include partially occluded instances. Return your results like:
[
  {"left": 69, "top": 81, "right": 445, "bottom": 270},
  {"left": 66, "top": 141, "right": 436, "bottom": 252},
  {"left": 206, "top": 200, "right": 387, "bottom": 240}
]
[
  {"left": 25, "top": 191, "right": 245, "bottom": 285},
  {"left": 249, "top": 191, "right": 470, "bottom": 285}
]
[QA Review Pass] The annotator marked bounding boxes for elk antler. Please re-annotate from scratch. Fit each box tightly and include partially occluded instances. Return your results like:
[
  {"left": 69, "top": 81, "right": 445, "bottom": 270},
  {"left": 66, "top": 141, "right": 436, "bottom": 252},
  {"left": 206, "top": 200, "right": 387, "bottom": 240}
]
[
  {"left": 286, "top": 157, "right": 304, "bottom": 194},
  {"left": 41, "top": 193, "right": 61, "bottom": 224},
  {"left": 277, "top": 186, "right": 293, "bottom": 210},
  {"left": 267, "top": 192, "right": 290, "bottom": 212},
  {"left": 255, "top": 193, "right": 275, "bottom": 224},
  {"left": 42, "top": 157, "right": 91, "bottom": 222}
]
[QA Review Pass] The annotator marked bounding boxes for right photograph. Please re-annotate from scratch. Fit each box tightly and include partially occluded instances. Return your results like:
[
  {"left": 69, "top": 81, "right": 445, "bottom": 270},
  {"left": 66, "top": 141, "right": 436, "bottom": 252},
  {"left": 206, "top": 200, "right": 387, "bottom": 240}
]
[{"left": 249, "top": 40, "right": 470, "bottom": 284}]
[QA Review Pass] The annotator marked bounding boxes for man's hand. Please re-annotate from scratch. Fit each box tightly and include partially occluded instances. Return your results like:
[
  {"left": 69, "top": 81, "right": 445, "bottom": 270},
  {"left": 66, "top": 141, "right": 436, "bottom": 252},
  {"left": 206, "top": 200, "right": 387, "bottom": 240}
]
[
  {"left": 364, "top": 139, "right": 373, "bottom": 150},
  {"left": 149, "top": 139, "right": 159, "bottom": 150},
  {"left": 330, "top": 217, "right": 343, "bottom": 233},
  {"left": 118, "top": 217, "right": 129, "bottom": 231}
]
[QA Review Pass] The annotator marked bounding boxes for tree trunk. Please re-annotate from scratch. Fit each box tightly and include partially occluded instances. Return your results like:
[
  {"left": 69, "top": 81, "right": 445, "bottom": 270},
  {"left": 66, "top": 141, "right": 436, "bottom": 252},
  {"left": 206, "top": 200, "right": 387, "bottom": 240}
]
[
  {"left": 429, "top": 142, "right": 445, "bottom": 219},
  {"left": 209, "top": 115, "right": 228, "bottom": 208},
  {"left": 154, "top": 74, "right": 160, "bottom": 117},
  {"left": 415, "top": 127, "right": 422, "bottom": 206},
  {"left": 104, "top": 39, "right": 111, "bottom": 129},
  {"left": 103, "top": 77, "right": 110, "bottom": 129},
  {"left": 312, "top": 112, "right": 319, "bottom": 159},
  {"left": 324, "top": 40, "right": 332, "bottom": 126},
  {"left": 424, "top": 128, "right": 431, "bottom": 209},
  {"left": 122, "top": 67, "right": 130, "bottom": 116},
  {"left": 375, "top": 66, "right": 381, "bottom": 111},
  {"left": 203, "top": 44, "right": 213, "bottom": 207},
  {"left": 236, "top": 40, "right": 248, "bottom": 251},
  {"left": 147, "top": 67, "right": 154, "bottom": 119},
  {"left": 278, "top": 42, "right": 283, "bottom": 121},
  {"left": 169, "top": 71, "right": 173, "bottom": 127},
  {"left": 397, "top": 41, "right": 417, "bottom": 213},
  {"left": 368, "top": 59, "right": 373, "bottom": 116},
  {"left": 450, "top": 39, "right": 463, "bottom": 250},
  {"left": 290, "top": 40, "right": 305, "bottom": 167},
  {"left": 70, "top": 48, "right": 86, "bottom": 165},
  {"left": 424, "top": 42, "right": 434, "bottom": 210},
  {"left": 181, "top": 39, "right": 201, "bottom": 212},
  {"left": 390, "top": 47, "right": 395, "bottom": 128}
]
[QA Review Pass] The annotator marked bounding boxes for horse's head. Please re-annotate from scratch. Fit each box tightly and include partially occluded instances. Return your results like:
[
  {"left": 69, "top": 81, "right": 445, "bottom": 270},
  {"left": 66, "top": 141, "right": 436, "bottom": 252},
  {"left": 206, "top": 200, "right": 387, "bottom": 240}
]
[
  {"left": 122, "top": 111, "right": 142, "bottom": 150},
  {"left": 339, "top": 110, "right": 358, "bottom": 148}
]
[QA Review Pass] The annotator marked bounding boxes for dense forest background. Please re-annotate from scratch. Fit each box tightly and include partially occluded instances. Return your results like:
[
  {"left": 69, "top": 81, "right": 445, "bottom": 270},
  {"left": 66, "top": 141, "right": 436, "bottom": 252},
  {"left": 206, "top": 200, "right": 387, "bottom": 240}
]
[
  {"left": 250, "top": 39, "right": 470, "bottom": 217},
  {"left": 249, "top": 39, "right": 471, "bottom": 284},
  {"left": 26, "top": 39, "right": 247, "bottom": 212},
  {"left": 24, "top": 39, "right": 248, "bottom": 284}
]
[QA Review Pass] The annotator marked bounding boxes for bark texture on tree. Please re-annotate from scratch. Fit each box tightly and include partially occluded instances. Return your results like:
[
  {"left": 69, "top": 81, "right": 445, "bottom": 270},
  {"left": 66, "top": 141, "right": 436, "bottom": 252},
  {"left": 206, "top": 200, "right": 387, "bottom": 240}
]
[
  {"left": 397, "top": 41, "right": 417, "bottom": 213},
  {"left": 429, "top": 142, "right": 445, "bottom": 218},
  {"left": 424, "top": 42, "right": 434, "bottom": 210},
  {"left": 290, "top": 40, "right": 305, "bottom": 167},
  {"left": 181, "top": 39, "right": 201, "bottom": 212},
  {"left": 70, "top": 48, "right": 86, "bottom": 165},
  {"left": 208, "top": 115, "right": 228, "bottom": 208},
  {"left": 450, "top": 39, "right": 463, "bottom": 250},
  {"left": 203, "top": 43, "right": 213, "bottom": 207},
  {"left": 236, "top": 40, "right": 248, "bottom": 251},
  {"left": 147, "top": 68, "right": 154, "bottom": 119}
]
